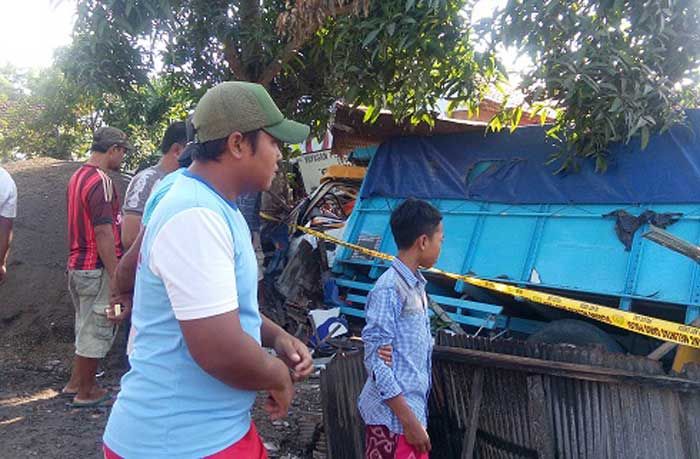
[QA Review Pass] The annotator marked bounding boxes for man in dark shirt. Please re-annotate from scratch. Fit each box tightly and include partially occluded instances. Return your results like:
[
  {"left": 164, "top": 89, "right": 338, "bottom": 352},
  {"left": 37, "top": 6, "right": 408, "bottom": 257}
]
[{"left": 63, "top": 126, "right": 130, "bottom": 407}]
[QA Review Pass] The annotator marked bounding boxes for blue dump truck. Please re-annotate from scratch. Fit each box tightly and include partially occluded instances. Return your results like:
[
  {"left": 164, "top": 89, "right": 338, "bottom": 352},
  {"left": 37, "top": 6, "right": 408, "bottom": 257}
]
[{"left": 328, "top": 110, "right": 700, "bottom": 356}]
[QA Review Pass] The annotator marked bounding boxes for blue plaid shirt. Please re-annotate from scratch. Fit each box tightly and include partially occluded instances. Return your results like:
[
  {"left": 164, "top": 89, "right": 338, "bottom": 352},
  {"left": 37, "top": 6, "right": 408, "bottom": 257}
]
[{"left": 358, "top": 258, "right": 433, "bottom": 433}]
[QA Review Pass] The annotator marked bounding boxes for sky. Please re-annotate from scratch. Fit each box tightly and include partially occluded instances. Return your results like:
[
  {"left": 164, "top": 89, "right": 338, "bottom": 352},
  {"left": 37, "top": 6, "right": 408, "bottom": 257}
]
[
  {"left": 472, "top": 0, "right": 506, "bottom": 21},
  {"left": 0, "top": 0, "right": 76, "bottom": 69}
]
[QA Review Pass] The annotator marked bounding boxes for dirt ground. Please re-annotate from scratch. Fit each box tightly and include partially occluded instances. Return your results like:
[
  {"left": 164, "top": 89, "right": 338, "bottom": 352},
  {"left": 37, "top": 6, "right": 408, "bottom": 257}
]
[
  {"left": 0, "top": 158, "right": 326, "bottom": 459},
  {"left": 0, "top": 345, "right": 325, "bottom": 459}
]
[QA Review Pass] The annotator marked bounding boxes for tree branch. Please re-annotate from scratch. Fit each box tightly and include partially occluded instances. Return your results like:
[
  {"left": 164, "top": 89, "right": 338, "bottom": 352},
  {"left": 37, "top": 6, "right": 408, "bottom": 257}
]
[
  {"left": 239, "top": 0, "right": 263, "bottom": 72},
  {"left": 224, "top": 40, "right": 250, "bottom": 81},
  {"left": 258, "top": 2, "right": 363, "bottom": 87},
  {"left": 258, "top": 39, "right": 303, "bottom": 88}
]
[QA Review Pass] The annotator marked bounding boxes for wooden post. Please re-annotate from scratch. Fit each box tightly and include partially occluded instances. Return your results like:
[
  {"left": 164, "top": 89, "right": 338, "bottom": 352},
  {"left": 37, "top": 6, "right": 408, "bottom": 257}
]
[
  {"left": 527, "top": 375, "right": 556, "bottom": 458},
  {"left": 461, "top": 368, "right": 485, "bottom": 459}
]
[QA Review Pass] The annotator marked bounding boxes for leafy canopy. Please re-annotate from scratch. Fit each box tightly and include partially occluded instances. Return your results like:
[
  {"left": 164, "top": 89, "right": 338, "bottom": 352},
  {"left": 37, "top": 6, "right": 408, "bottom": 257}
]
[
  {"left": 4, "top": 0, "right": 700, "bottom": 170},
  {"left": 485, "top": 0, "right": 700, "bottom": 171},
  {"left": 63, "top": 0, "right": 498, "bottom": 135}
]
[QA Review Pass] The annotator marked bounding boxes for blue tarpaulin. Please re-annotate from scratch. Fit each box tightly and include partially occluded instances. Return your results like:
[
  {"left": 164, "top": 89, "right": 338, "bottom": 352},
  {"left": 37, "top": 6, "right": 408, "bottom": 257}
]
[{"left": 361, "top": 110, "right": 700, "bottom": 204}]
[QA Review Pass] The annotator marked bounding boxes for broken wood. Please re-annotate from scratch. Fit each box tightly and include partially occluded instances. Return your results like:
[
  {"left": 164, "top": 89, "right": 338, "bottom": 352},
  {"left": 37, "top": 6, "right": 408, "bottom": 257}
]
[
  {"left": 461, "top": 368, "right": 484, "bottom": 459},
  {"left": 432, "top": 345, "right": 700, "bottom": 392},
  {"left": 428, "top": 295, "right": 466, "bottom": 336},
  {"left": 643, "top": 225, "right": 700, "bottom": 262}
]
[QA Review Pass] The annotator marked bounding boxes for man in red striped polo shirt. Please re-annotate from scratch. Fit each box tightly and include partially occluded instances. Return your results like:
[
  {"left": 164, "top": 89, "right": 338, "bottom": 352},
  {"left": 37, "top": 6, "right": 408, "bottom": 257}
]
[{"left": 62, "top": 126, "right": 130, "bottom": 407}]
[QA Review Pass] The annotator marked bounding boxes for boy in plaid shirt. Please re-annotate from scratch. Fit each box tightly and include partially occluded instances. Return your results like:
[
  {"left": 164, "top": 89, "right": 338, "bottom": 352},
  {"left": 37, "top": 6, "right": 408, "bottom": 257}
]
[{"left": 358, "top": 198, "right": 444, "bottom": 458}]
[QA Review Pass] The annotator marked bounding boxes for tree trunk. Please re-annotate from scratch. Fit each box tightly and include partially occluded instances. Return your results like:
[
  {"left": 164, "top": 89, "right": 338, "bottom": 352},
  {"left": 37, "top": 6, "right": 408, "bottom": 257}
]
[{"left": 239, "top": 0, "right": 263, "bottom": 78}]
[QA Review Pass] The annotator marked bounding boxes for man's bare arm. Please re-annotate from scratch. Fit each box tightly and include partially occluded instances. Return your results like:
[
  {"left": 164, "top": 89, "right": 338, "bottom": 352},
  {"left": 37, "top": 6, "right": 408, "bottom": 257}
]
[
  {"left": 114, "top": 226, "right": 144, "bottom": 295},
  {"left": 121, "top": 213, "right": 142, "bottom": 250},
  {"left": 180, "top": 311, "right": 291, "bottom": 392},
  {"left": 94, "top": 223, "right": 119, "bottom": 279},
  {"left": 0, "top": 216, "right": 13, "bottom": 282},
  {"left": 261, "top": 314, "right": 314, "bottom": 381}
]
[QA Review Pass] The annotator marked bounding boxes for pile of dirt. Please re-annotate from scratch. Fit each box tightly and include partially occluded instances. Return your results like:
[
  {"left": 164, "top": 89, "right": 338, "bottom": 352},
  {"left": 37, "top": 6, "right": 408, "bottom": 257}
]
[{"left": 0, "top": 158, "right": 129, "bottom": 358}]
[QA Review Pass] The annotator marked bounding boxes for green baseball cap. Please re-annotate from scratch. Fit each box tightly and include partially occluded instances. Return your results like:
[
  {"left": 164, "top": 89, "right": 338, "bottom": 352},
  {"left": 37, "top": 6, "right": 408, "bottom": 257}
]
[{"left": 193, "top": 81, "right": 310, "bottom": 144}]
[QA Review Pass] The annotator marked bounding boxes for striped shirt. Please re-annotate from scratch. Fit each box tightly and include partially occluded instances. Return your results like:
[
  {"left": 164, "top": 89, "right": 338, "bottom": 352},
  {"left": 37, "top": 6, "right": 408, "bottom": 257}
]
[{"left": 67, "top": 164, "right": 123, "bottom": 270}]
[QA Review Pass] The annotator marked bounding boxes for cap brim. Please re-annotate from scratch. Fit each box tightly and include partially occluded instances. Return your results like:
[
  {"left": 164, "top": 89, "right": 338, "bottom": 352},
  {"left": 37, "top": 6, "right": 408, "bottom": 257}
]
[
  {"left": 119, "top": 141, "right": 135, "bottom": 152},
  {"left": 263, "top": 119, "right": 310, "bottom": 144}
]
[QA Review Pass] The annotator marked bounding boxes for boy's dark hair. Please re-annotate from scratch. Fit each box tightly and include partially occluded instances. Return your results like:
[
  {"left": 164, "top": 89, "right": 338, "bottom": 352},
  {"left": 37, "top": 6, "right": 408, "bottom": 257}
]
[
  {"left": 390, "top": 198, "right": 442, "bottom": 250},
  {"left": 160, "top": 122, "right": 188, "bottom": 154},
  {"left": 191, "top": 130, "right": 261, "bottom": 163},
  {"left": 178, "top": 143, "right": 195, "bottom": 168}
]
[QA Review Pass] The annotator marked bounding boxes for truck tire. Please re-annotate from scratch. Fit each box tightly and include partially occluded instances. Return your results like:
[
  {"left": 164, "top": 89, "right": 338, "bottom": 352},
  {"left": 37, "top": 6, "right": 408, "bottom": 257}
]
[{"left": 526, "top": 319, "right": 623, "bottom": 353}]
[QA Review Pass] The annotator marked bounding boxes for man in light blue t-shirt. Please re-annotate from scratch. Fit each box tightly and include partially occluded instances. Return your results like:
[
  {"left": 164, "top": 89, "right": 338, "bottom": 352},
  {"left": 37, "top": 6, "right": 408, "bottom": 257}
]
[
  {"left": 110, "top": 148, "right": 190, "bottom": 356},
  {"left": 104, "top": 82, "right": 313, "bottom": 458}
]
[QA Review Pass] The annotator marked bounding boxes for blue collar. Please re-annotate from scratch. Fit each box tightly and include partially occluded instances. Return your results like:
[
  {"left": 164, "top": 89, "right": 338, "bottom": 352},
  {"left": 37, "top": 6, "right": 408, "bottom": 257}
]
[
  {"left": 182, "top": 170, "right": 239, "bottom": 211},
  {"left": 391, "top": 258, "right": 427, "bottom": 288}
]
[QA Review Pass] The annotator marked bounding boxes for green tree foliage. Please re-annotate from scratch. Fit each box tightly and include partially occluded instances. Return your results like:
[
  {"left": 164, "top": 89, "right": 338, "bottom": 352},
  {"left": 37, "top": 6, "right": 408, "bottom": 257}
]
[
  {"left": 96, "top": 77, "right": 192, "bottom": 170},
  {"left": 5, "top": 1, "right": 700, "bottom": 171},
  {"left": 0, "top": 64, "right": 96, "bottom": 161},
  {"left": 0, "top": 60, "right": 191, "bottom": 167},
  {"left": 485, "top": 0, "right": 700, "bottom": 171},
  {"left": 62, "top": 0, "right": 498, "bottom": 136}
]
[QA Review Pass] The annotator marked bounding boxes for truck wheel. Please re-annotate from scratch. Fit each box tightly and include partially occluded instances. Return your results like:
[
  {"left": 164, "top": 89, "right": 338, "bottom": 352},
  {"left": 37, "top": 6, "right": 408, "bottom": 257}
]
[{"left": 526, "top": 319, "right": 623, "bottom": 353}]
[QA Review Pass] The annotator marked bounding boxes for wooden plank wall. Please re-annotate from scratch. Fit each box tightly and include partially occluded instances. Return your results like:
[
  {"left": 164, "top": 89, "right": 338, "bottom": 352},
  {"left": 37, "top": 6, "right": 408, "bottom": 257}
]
[{"left": 321, "top": 336, "right": 700, "bottom": 459}]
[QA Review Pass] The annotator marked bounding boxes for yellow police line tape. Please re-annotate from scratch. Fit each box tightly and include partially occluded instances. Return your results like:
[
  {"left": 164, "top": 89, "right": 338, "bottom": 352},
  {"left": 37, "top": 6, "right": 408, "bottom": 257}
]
[{"left": 261, "top": 212, "right": 700, "bottom": 349}]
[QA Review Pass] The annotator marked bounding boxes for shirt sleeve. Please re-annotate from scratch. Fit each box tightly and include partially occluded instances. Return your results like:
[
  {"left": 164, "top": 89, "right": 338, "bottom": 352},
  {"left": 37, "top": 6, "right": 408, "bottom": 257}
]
[
  {"left": 142, "top": 176, "right": 170, "bottom": 227},
  {"left": 0, "top": 172, "right": 17, "bottom": 219},
  {"left": 362, "top": 287, "right": 403, "bottom": 400},
  {"left": 123, "top": 169, "right": 160, "bottom": 215},
  {"left": 149, "top": 207, "right": 239, "bottom": 320},
  {"left": 86, "top": 180, "right": 114, "bottom": 226}
]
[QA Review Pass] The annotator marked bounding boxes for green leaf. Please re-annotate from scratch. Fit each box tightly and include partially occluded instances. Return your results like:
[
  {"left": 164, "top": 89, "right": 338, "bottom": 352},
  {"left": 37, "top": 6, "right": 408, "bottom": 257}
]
[
  {"left": 546, "top": 125, "right": 562, "bottom": 141},
  {"left": 641, "top": 126, "right": 650, "bottom": 150},
  {"left": 363, "top": 105, "right": 376, "bottom": 123},
  {"left": 446, "top": 100, "right": 460, "bottom": 116},
  {"left": 510, "top": 107, "right": 523, "bottom": 133},
  {"left": 398, "top": 35, "right": 410, "bottom": 51},
  {"left": 405, "top": 0, "right": 416, "bottom": 12},
  {"left": 487, "top": 115, "right": 503, "bottom": 132},
  {"left": 362, "top": 28, "right": 381, "bottom": 47},
  {"left": 609, "top": 97, "right": 622, "bottom": 113},
  {"left": 595, "top": 155, "right": 608, "bottom": 173}
]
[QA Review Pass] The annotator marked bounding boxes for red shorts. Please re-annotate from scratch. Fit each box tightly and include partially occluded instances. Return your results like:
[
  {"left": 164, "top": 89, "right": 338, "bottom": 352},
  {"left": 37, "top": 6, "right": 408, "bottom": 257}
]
[
  {"left": 365, "top": 425, "right": 429, "bottom": 459},
  {"left": 104, "top": 423, "right": 268, "bottom": 459}
]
